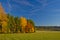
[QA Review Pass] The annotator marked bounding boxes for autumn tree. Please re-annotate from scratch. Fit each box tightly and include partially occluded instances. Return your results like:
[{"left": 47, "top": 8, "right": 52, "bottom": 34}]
[
  {"left": 19, "top": 16, "right": 27, "bottom": 32},
  {"left": 26, "top": 19, "right": 35, "bottom": 32},
  {"left": 0, "top": 3, "right": 8, "bottom": 33},
  {"left": 27, "top": 19, "right": 35, "bottom": 26}
]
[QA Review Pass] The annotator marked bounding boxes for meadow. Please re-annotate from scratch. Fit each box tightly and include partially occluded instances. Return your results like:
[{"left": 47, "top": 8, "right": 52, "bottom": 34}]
[{"left": 0, "top": 31, "right": 60, "bottom": 40}]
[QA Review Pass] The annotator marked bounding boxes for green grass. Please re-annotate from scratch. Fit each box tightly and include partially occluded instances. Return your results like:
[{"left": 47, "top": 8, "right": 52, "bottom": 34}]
[{"left": 0, "top": 31, "right": 60, "bottom": 40}]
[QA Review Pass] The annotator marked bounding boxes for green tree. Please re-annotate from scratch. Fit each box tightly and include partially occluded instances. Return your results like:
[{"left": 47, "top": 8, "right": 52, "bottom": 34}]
[
  {"left": 14, "top": 16, "right": 20, "bottom": 33},
  {"left": 7, "top": 14, "right": 15, "bottom": 33}
]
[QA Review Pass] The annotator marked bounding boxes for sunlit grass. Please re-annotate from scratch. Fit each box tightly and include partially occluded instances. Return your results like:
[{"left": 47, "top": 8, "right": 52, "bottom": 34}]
[{"left": 0, "top": 31, "right": 60, "bottom": 40}]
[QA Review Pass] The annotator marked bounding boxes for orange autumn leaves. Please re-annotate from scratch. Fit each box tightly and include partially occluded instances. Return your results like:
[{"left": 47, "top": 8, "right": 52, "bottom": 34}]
[
  {"left": 0, "top": 4, "right": 8, "bottom": 33},
  {"left": 20, "top": 17, "right": 27, "bottom": 28},
  {"left": 20, "top": 17, "right": 35, "bottom": 33}
]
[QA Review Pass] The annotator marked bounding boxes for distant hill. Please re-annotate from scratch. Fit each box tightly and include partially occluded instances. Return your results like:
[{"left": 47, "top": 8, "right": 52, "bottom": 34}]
[{"left": 35, "top": 26, "right": 60, "bottom": 31}]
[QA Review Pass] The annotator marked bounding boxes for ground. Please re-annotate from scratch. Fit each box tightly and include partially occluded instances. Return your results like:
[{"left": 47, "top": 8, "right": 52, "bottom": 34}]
[{"left": 0, "top": 31, "right": 60, "bottom": 40}]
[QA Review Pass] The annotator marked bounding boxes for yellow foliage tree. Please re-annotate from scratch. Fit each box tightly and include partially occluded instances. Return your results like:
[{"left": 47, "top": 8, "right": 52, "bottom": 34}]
[
  {"left": 25, "top": 19, "right": 35, "bottom": 33},
  {"left": 20, "top": 16, "right": 27, "bottom": 32},
  {"left": 0, "top": 3, "right": 8, "bottom": 33},
  {"left": 26, "top": 21, "right": 35, "bottom": 33}
]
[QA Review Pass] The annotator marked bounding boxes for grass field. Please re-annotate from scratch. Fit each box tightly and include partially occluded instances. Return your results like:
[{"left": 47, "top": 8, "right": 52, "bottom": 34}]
[{"left": 0, "top": 31, "right": 60, "bottom": 40}]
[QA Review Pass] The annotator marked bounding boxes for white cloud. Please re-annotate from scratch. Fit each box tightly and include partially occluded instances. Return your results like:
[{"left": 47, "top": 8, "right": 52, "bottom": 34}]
[
  {"left": 7, "top": 0, "right": 12, "bottom": 12},
  {"left": 36, "top": 0, "right": 47, "bottom": 7},
  {"left": 28, "top": 0, "right": 48, "bottom": 15},
  {"left": 53, "top": 9, "right": 60, "bottom": 12},
  {"left": 12, "top": 0, "right": 34, "bottom": 7}
]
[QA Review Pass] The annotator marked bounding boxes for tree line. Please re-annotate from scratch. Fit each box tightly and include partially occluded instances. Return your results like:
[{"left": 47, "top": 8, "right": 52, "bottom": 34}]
[{"left": 0, "top": 13, "right": 35, "bottom": 33}]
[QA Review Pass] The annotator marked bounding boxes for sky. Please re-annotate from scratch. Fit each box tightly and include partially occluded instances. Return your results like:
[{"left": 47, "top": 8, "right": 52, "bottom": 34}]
[{"left": 0, "top": 0, "right": 60, "bottom": 26}]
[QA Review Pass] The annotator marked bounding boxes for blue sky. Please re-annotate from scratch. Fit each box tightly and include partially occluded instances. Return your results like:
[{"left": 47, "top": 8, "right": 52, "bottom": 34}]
[{"left": 0, "top": 0, "right": 60, "bottom": 26}]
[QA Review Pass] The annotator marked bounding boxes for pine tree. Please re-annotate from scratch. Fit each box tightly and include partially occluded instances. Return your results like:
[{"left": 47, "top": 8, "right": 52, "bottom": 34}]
[
  {"left": 7, "top": 14, "right": 15, "bottom": 33},
  {"left": 14, "top": 16, "right": 20, "bottom": 33}
]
